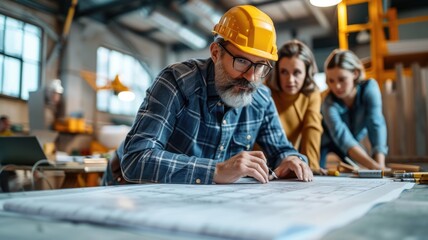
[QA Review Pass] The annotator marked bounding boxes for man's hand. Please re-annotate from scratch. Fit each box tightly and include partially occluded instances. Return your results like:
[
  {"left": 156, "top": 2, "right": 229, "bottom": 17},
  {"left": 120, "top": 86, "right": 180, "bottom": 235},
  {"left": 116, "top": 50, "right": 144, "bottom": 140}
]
[
  {"left": 214, "top": 151, "right": 269, "bottom": 184},
  {"left": 273, "top": 156, "right": 313, "bottom": 182}
]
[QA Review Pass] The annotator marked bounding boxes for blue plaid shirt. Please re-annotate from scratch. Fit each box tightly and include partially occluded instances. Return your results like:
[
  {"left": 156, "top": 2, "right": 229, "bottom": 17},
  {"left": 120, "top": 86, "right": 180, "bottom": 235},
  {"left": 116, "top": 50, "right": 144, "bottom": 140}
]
[{"left": 120, "top": 58, "right": 306, "bottom": 184}]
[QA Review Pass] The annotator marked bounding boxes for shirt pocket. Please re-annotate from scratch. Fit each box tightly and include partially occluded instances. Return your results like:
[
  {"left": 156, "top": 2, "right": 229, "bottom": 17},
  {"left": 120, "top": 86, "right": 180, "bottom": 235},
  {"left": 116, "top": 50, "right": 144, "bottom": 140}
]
[{"left": 229, "top": 129, "right": 257, "bottom": 156}]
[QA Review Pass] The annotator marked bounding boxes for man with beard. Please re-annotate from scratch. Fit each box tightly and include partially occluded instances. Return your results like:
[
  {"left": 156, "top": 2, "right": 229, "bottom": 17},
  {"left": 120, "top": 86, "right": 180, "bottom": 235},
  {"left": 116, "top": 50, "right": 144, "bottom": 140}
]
[{"left": 115, "top": 5, "right": 313, "bottom": 185}]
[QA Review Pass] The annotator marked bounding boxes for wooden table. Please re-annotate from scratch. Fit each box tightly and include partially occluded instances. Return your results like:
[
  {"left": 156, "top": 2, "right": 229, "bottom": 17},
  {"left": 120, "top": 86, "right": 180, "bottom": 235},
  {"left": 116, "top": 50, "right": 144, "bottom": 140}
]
[{"left": 0, "top": 162, "right": 107, "bottom": 191}]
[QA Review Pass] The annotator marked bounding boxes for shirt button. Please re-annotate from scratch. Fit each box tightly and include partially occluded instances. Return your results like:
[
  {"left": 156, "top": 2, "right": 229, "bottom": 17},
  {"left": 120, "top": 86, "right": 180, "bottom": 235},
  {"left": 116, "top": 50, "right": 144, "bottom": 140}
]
[
  {"left": 220, "top": 145, "right": 224, "bottom": 151},
  {"left": 222, "top": 120, "right": 227, "bottom": 125},
  {"left": 217, "top": 102, "right": 222, "bottom": 106},
  {"left": 195, "top": 179, "right": 201, "bottom": 184},
  {"left": 246, "top": 144, "right": 250, "bottom": 150},
  {"left": 246, "top": 135, "right": 252, "bottom": 140}
]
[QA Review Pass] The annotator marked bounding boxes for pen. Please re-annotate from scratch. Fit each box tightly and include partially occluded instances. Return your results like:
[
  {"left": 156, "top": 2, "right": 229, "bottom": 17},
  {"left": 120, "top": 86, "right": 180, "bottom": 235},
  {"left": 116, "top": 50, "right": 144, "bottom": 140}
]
[
  {"left": 393, "top": 178, "right": 419, "bottom": 183},
  {"left": 269, "top": 167, "right": 278, "bottom": 179},
  {"left": 393, "top": 178, "right": 428, "bottom": 184},
  {"left": 393, "top": 172, "right": 428, "bottom": 178},
  {"left": 344, "top": 156, "right": 360, "bottom": 170}
]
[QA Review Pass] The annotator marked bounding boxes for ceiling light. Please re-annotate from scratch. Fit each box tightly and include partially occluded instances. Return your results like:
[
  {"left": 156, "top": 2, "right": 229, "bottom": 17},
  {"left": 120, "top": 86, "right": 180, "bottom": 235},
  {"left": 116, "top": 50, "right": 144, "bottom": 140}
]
[
  {"left": 117, "top": 91, "right": 135, "bottom": 102},
  {"left": 81, "top": 72, "right": 135, "bottom": 102},
  {"left": 310, "top": 0, "right": 342, "bottom": 7},
  {"left": 110, "top": 75, "right": 135, "bottom": 102},
  {"left": 356, "top": 30, "right": 371, "bottom": 44}
]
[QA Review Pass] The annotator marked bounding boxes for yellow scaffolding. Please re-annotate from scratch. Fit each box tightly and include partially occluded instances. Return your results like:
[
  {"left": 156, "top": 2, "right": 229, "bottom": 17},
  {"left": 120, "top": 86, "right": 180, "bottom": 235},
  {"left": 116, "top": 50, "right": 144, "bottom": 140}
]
[{"left": 337, "top": 0, "right": 428, "bottom": 88}]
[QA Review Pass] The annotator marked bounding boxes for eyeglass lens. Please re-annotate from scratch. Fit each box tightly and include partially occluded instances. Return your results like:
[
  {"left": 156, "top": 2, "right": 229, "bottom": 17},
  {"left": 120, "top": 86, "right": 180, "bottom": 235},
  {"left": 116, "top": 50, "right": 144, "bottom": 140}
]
[
  {"left": 218, "top": 43, "right": 271, "bottom": 77},
  {"left": 233, "top": 59, "right": 270, "bottom": 77}
]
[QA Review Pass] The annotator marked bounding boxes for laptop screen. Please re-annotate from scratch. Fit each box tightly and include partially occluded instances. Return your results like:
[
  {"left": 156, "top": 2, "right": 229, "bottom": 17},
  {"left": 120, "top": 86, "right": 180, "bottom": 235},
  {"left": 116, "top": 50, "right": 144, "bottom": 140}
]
[{"left": 0, "top": 136, "right": 48, "bottom": 166}]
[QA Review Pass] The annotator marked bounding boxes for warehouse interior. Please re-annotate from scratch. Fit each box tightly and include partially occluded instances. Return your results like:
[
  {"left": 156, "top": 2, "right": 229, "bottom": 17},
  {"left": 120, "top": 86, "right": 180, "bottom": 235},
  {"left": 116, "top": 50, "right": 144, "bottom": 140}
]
[
  {"left": 1, "top": 0, "right": 428, "bottom": 239},
  {"left": 1, "top": 0, "right": 428, "bottom": 187}
]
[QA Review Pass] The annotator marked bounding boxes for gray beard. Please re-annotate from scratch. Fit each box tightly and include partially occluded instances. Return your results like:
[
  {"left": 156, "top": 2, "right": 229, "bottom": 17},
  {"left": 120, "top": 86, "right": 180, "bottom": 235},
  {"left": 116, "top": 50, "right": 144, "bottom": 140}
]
[
  {"left": 214, "top": 59, "right": 259, "bottom": 108},
  {"left": 218, "top": 88, "right": 252, "bottom": 108}
]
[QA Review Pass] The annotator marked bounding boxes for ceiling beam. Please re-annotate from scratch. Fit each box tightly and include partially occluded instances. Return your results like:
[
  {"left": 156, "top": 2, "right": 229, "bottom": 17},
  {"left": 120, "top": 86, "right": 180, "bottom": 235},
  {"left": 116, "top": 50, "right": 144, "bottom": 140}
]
[
  {"left": 275, "top": 17, "right": 319, "bottom": 32},
  {"left": 76, "top": 0, "right": 145, "bottom": 18},
  {"left": 116, "top": 22, "right": 165, "bottom": 47},
  {"left": 105, "top": 1, "right": 156, "bottom": 20},
  {"left": 13, "top": 0, "right": 59, "bottom": 15},
  {"left": 251, "top": 0, "right": 293, "bottom": 7}
]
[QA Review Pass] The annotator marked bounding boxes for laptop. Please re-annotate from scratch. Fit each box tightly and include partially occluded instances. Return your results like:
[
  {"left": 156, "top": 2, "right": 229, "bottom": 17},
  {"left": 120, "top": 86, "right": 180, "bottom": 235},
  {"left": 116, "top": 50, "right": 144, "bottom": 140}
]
[
  {"left": 30, "top": 130, "right": 58, "bottom": 149},
  {"left": 0, "top": 136, "right": 49, "bottom": 166}
]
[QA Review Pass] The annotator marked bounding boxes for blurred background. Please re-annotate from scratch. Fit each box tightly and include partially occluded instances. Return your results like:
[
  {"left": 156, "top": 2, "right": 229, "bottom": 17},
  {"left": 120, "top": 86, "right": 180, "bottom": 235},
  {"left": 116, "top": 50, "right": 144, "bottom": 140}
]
[{"left": 0, "top": 0, "right": 427, "bottom": 189}]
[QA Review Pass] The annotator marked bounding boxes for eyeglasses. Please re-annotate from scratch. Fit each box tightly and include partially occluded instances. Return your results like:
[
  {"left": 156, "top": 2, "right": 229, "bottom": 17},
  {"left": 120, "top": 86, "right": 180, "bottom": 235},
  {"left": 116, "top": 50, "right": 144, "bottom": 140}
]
[{"left": 217, "top": 43, "right": 272, "bottom": 78}]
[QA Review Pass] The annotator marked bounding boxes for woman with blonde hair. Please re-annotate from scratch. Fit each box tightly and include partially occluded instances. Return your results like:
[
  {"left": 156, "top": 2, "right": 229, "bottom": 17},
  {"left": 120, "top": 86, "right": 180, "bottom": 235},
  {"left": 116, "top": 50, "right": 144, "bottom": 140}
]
[{"left": 320, "top": 49, "right": 388, "bottom": 170}]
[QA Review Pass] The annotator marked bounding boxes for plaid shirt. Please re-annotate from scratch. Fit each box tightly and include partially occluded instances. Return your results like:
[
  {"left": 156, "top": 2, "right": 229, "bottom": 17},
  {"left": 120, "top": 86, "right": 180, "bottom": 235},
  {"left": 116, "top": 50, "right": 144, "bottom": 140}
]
[{"left": 121, "top": 58, "right": 306, "bottom": 184}]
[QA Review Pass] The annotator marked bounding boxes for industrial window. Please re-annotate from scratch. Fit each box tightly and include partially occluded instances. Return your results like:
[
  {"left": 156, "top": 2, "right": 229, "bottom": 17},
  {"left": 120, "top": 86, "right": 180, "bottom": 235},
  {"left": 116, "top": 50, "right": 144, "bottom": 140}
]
[
  {"left": 96, "top": 46, "right": 151, "bottom": 116},
  {"left": 0, "top": 13, "right": 42, "bottom": 100}
]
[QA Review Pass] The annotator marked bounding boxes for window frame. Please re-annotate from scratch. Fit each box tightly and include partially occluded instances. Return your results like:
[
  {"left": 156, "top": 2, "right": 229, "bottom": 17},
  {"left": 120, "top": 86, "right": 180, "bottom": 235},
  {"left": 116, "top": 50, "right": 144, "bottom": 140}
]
[
  {"left": 0, "top": 12, "right": 43, "bottom": 101},
  {"left": 96, "top": 45, "right": 152, "bottom": 116}
]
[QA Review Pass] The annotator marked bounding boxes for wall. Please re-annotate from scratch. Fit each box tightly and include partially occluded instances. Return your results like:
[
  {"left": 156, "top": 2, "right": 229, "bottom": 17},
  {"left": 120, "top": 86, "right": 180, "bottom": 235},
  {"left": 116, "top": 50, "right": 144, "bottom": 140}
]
[
  {"left": 60, "top": 17, "right": 165, "bottom": 135},
  {"left": 1, "top": 1, "right": 427, "bottom": 135},
  {"left": 398, "top": 8, "right": 428, "bottom": 40},
  {"left": 0, "top": 0, "right": 165, "bottom": 133},
  {"left": 0, "top": 98, "right": 28, "bottom": 129},
  {"left": 0, "top": 0, "right": 59, "bottom": 130}
]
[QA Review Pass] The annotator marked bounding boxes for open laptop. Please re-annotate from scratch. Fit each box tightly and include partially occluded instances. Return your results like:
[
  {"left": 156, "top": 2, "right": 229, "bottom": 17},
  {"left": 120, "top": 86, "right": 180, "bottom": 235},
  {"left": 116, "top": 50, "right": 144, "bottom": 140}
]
[
  {"left": 30, "top": 130, "right": 58, "bottom": 149},
  {"left": 0, "top": 136, "right": 49, "bottom": 166}
]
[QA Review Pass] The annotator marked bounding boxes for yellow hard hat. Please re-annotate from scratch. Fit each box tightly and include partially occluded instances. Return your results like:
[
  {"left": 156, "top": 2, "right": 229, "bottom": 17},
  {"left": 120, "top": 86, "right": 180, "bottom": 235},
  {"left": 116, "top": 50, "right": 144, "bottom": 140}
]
[{"left": 213, "top": 5, "right": 278, "bottom": 61}]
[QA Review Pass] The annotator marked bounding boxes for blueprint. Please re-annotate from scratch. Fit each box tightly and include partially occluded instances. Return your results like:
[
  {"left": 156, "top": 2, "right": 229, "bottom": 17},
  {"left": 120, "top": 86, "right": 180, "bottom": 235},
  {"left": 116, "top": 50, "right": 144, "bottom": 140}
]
[{"left": 2, "top": 177, "right": 412, "bottom": 240}]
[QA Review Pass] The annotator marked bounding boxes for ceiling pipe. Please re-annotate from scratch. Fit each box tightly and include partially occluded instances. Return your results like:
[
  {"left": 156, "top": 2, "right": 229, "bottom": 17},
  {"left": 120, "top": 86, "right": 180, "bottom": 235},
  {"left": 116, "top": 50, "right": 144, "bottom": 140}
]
[
  {"left": 140, "top": 7, "right": 208, "bottom": 50},
  {"left": 174, "top": 0, "right": 222, "bottom": 34}
]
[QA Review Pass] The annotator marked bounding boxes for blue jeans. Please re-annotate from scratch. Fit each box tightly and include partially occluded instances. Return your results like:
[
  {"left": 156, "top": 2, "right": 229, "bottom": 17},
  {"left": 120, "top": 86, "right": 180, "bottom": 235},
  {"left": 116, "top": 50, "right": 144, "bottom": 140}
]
[{"left": 320, "top": 143, "right": 347, "bottom": 169}]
